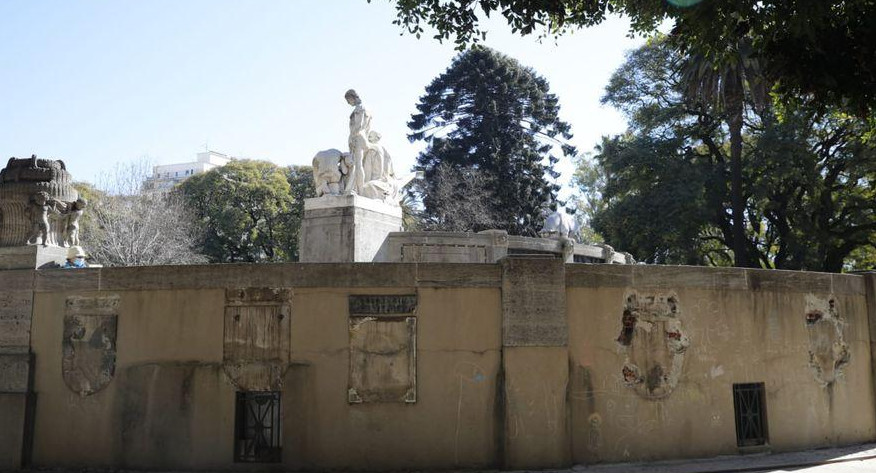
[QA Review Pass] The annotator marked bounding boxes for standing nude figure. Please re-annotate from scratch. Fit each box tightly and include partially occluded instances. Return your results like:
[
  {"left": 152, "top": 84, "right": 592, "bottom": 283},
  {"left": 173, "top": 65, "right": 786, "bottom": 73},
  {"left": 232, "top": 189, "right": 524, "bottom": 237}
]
[
  {"left": 26, "top": 191, "right": 51, "bottom": 246},
  {"left": 344, "top": 89, "right": 372, "bottom": 195},
  {"left": 65, "top": 197, "right": 88, "bottom": 247}
]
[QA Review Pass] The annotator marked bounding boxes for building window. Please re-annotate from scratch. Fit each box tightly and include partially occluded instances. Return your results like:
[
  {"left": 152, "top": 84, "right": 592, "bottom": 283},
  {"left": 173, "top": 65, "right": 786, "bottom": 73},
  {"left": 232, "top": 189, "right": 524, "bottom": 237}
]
[
  {"left": 234, "top": 391, "right": 281, "bottom": 463},
  {"left": 733, "top": 382, "right": 768, "bottom": 447}
]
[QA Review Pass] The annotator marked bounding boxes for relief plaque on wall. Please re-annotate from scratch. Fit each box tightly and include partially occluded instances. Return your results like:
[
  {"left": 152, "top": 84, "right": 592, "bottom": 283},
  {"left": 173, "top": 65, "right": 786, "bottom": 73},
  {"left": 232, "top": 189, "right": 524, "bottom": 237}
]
[
  {"left": 62, "top": 295, "right": 120, "bottom": 396},
  {"left": 348, "top": 294, "right": 417, "bottom": 404},
  {"left": 223, "top": 288, "right": 292, "bottom": 391}
]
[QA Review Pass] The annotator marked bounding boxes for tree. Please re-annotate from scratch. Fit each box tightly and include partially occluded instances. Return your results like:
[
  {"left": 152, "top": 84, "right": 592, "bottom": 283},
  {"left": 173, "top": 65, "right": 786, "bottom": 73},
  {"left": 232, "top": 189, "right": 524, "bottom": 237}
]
[
  {"left": 180, "top": 160, "right": 302, "bottom": 263},
  {"left": 571, "top": 154, "right": 606, "bottom": 245},
  {"left": 285, "top": 165, "right": 316, "bottom": 261},
  {"left": 586, "top": 38, "right": 876, "bottom": 271},
  {"left": 679, "top": 35, "right": 768, "bottom": 267},
  {"left": 416, "top": 162, "right": 499, "bottom": 232},
  {"left": 374, "top": 0, "right": 876, "bottom": 115},
  {"left": 77, "top": 160, "right": 207, "bottom": 267},
  {"left": 409, "top": 45, "right": 575, "bottom": 236}
]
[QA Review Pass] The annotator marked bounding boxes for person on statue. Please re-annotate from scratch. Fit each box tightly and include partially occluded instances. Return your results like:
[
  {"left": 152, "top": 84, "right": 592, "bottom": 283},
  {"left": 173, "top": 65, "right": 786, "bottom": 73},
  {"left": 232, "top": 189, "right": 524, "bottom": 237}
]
[{"left": 344, "top": 89, "right": 372, "bottom": 195}]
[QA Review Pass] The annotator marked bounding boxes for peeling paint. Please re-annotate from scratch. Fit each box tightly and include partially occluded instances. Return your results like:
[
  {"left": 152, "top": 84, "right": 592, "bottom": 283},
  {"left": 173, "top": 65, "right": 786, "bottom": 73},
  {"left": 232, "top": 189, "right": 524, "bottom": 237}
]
[
  {"left": 616, "top": 290, "right": 689, "bottom": 400},
  {"left": 222, "top": 287, "right": 292, "bottom": 391},
  {"left": 805, "top": 294, "right": 850, "bottom": 387}
]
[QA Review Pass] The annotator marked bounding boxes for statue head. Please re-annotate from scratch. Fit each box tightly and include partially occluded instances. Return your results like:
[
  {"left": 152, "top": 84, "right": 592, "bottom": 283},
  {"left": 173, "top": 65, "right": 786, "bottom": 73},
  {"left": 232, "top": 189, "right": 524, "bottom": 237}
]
[
  {"left": 344, "top": 89, "right": 361, "bottom": 106},
  {"left": 31, "top": 191, "right": 49, "bottom": 205},
  {"left": 367, "top": 130, "right": 382, "bottom": 143}
]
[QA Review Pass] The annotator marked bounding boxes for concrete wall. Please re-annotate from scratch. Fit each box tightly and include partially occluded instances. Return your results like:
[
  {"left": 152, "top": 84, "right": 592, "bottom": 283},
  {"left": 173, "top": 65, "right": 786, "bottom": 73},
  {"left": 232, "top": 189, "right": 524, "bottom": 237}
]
[
  {"left": 567, "top": 266, "right": 876, "bottom": 464},
  {"left": 1, "top": 262, "right": 875, "bottom": 470},
  {"left": 26, "top": 264, "right": 503, "bottom": 470}
]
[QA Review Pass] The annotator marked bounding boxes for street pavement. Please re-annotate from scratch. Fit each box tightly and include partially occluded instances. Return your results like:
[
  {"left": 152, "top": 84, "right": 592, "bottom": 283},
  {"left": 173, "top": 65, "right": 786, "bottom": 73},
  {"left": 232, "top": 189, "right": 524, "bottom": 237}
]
[
  {"left": 13, "top": 443, "right": 876, "bottom": 473},
  {"left": 560, "top": 443, "right": 876, "bottom": 473}
]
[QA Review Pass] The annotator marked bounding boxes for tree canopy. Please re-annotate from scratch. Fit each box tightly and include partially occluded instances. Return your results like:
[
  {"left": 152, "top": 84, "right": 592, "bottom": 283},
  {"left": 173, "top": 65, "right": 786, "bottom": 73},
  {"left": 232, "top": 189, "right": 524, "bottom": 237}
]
[
  {"left": 180, "top": 160, "right": 310, "bottom": 263},
  {"left": 375, "top": 0, "right": 876, "bottom": 115},
  {"left": 584, "top": 38, "right": 876, "bottom": 272},
  {"left": 409, "top": 45, "right": 574, "bottom": 236}
]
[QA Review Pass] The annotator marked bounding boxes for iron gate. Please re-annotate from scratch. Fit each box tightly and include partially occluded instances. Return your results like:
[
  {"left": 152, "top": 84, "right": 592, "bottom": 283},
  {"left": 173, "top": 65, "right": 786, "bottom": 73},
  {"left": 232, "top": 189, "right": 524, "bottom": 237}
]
[
  {"left": 733, "top": 382, "right": 768, "bottom": 447},
  {"left": 235, "top": 391, "right": 281, "bottom": 462}
]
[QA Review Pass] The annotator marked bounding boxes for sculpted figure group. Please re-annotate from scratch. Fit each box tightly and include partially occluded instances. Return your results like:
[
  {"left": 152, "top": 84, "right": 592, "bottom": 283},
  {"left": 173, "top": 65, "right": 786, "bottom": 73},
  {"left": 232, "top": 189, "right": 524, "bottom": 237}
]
[
  {"left": 311, "top": 89, "right": 421, "bottom": 205},
  {"left": 0, "top": 155, "right": 87, "bottom": 248}
]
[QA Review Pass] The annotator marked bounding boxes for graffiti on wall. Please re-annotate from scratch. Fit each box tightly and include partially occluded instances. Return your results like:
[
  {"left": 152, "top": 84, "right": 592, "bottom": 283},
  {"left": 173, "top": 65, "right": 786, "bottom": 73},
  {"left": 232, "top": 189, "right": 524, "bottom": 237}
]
[
  {"left": 62, "top": 295, "right": 120, "bottom": 396},
  {"left": 616, "top": 291, "right": 689, "bottom": 400},
  {"left": 805, "top": 294, "right": 850, "bottom": 386}
]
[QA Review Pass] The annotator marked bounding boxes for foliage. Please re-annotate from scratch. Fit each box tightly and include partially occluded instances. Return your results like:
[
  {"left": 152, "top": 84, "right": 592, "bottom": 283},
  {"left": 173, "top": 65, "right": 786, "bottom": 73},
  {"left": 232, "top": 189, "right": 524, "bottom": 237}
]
[
  {"left": 180, "top": 160, "right": 303, "bottom": 263},
  {"left": 285, "top": 165, "right": 316, "bottom": 260},
  {"left": 586, "top": 39, "right": 876, "bottom": 272},
  {"left": 416, "top": 162, "right": 499, "bottom": 232},
  {"left": 374, "top": 0, "right": 876, "bottom": 115},
  {"left": 570, "top": 155, "right": 605, "bottom": 244},
  {"left": 409, "top": 45, "right": 575, "bottom": 236},
  {"left": 77, "top": 160, "right": 207, "bottom": 267}
]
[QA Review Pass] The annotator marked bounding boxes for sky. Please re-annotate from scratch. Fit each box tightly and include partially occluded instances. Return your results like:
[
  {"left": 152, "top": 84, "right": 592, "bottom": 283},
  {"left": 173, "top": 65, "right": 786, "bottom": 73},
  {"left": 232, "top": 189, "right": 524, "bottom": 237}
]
[{"left": 0, "top": 0, "right": 646, "bottom": 195}]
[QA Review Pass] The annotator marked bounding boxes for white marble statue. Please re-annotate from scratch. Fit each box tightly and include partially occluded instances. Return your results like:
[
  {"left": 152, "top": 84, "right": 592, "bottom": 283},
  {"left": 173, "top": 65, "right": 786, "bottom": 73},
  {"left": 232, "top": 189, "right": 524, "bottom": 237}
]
[
  {"left": 310, "top": 89, "right": 421, "bottom": 205},
  {"left": 312, "top": 149, "right": 351, "bottom": 197},
  {"left": 344, "top": 89, "right": 372, "bottom": 195},
  {"left": 540, "top": 209, "right": 579, "bottom": 241}
]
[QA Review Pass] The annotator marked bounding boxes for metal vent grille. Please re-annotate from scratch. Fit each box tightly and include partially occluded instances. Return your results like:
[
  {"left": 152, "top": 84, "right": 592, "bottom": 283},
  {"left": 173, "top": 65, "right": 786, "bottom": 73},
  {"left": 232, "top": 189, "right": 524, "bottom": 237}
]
[
  {"left": 733, "top": 382, "right": 768, "bottom": 447},
  {"left": 234, "top": 391, "right": 281, "bottom": 462}
]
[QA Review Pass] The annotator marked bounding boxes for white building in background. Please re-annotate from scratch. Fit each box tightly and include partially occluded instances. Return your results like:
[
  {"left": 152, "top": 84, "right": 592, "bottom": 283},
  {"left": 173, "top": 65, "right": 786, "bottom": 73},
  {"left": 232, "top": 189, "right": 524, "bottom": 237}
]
[{"left": 144, "top": 150, "right": 233, "bottom": 192}]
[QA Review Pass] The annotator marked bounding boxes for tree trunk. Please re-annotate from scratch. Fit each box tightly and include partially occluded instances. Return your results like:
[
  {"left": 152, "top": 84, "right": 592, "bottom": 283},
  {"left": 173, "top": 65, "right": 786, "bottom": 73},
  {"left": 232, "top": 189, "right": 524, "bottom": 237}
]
[{"left": 728, "top": 98, "right": 750, "bottom": 267}]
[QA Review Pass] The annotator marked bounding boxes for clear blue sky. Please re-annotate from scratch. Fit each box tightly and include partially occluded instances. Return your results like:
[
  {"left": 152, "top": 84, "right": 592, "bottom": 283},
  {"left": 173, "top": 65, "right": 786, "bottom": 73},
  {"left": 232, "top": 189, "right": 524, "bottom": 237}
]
[{"left": 0, "top": 0, "right": 645, "bottom": 193}]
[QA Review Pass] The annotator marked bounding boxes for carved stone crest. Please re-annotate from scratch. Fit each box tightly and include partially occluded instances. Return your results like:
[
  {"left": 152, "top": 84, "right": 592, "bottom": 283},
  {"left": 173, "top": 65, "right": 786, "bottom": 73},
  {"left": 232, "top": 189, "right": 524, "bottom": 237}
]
[
  {"left": 805, "top": 294, "right": 850, "bottom": 386},
  {"left": 616, "top": 291, "right": 689, "bottom": 399},
  {"left": 62, "top": 295, "right": 120, "bottom": 396}
]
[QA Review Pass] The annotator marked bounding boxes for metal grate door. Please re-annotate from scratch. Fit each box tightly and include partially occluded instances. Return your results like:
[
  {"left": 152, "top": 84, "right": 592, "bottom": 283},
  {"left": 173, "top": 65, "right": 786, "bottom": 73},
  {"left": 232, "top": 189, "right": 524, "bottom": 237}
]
[
  {"left": 234, "top": 391, "right": 281, "bottom": 462},
  {"left": 733, "top": 383, "right": 768, "bottom": 447}
]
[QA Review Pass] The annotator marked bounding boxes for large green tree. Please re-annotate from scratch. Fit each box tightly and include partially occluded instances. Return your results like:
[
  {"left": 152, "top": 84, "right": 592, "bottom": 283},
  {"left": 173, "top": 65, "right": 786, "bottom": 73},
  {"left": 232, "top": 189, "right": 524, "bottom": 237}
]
[
  {"left": 374, "top": 0, "right": 876, "bottom": 115},
  {"left": 587, "top": 39, "right": 876, "bottom": 271},
  {"left": 180, "top": 160, "right": 307, "bottom": 263},
  {"left": 409, "top": 45, "right": 575, "bottom": 236}
]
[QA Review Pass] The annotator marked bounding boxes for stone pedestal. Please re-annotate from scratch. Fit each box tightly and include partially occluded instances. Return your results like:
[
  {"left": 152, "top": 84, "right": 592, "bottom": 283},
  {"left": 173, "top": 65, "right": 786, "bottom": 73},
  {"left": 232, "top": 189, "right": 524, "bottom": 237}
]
[
  {"left": 299, "top": 195, "right": 403, "bottom": 263},
  {"left": 0, "top": 245, "right": 67, "bottom": 270}
]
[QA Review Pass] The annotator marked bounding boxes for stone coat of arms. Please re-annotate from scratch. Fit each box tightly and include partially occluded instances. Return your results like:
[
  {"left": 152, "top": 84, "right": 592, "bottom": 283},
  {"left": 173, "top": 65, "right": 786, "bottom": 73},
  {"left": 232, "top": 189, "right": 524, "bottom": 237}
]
[{"left": 62, "top": 295, "right": 119, "bottom": 396}]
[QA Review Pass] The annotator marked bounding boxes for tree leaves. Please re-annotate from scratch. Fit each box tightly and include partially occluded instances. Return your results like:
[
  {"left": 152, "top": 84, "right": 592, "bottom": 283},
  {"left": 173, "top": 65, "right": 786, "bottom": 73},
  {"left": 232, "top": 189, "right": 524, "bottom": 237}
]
[
  {"left": 180, "top": 160, "right": 309, "bottom": 263},
  {"left": 410, "top": 46, "right": 574, "bottom": 236},
  {"left": 586, "top": 38, "right": 876, "bottom": 271}
]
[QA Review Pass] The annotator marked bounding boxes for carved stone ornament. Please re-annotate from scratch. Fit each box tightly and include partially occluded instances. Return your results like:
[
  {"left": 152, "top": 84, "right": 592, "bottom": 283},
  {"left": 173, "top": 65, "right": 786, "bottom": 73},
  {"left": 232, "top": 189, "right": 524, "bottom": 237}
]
[
  {"left": 348, "top": 294, "right": 418, "bottom": 404},
  {"left": 310, "top": 90, "right": 422, "bottom": 206},
  {"left": 223, "top": 288, "right": 292, "bottom": 391},
  {"left": 62, "top": 295, "right": 120, "bottom": 396},
  {"left": 616, "top": 290, "right": 689, "bottom": 400},
  {"left": 0, "top": 155, "right": 87, "bottom": 247},
  {"left": 805, "top": 293, "right": 850, "bottom": 386}
]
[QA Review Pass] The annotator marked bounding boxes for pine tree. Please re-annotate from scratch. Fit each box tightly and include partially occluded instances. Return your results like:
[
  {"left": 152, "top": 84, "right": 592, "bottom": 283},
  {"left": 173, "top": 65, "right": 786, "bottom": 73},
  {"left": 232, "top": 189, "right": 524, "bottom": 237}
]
[{"left": 409, "top": 46, "right": 575, "bottom": 236}]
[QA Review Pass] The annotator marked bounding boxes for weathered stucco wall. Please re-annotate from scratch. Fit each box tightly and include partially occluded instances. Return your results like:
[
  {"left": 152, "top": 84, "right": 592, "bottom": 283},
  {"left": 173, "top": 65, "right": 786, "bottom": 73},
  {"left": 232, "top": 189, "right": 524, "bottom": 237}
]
[
  {"left": 27, "top": 264, "right": 503, "bottom": 470},
  {"left": 566, "top": 265, "right": 876, "bottom": 464},
  {"left": 3, "top": 262, "right": 875, "bottom": 470}
]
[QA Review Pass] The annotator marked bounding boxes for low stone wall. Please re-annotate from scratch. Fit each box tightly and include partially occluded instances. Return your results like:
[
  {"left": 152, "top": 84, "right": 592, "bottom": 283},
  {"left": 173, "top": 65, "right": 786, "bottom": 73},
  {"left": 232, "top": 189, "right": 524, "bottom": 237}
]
[{"left": 0, "top": 262, "right": 874, "bottom": 470}]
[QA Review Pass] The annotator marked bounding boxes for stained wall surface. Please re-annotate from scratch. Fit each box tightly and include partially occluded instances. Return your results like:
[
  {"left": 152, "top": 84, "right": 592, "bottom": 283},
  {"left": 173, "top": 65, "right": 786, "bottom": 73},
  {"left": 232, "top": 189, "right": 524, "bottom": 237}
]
[
  {"left": 3, "top": 262, "right": 875, "bottom": 470},
  {"left": 26, "top": 264, "right": 503, "bottom": 470},
  {"left": 566, "top": 265, "right": 876, "bottom": 464}
]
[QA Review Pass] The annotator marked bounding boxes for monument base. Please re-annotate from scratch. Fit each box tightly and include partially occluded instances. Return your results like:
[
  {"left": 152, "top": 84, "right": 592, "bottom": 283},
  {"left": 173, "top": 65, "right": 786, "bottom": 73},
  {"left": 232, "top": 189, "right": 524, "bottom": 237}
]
[
  {"left": 299, "top": 195, "right": 403, "bottom": 263},
  {"left": 0, "top": 245, "right": 68, "bottom": 270}
]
